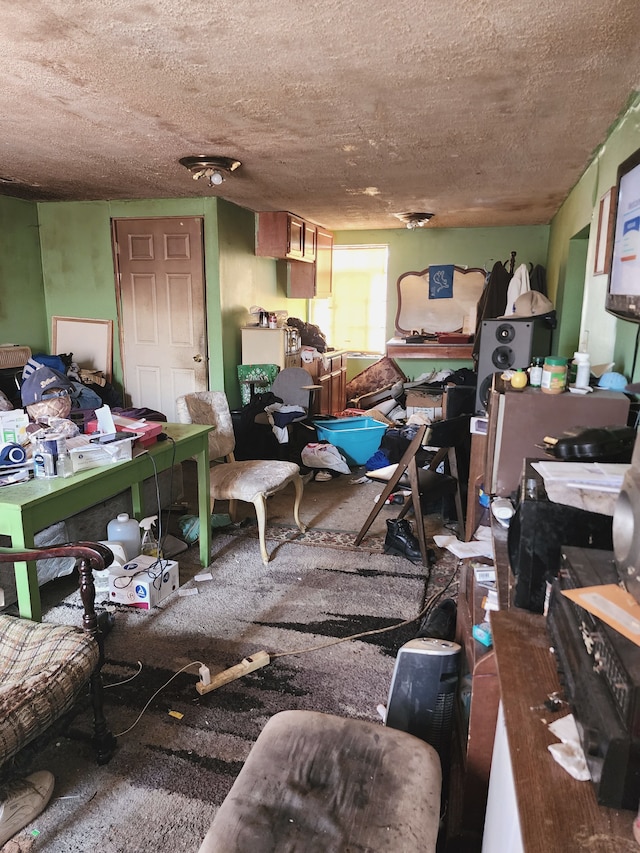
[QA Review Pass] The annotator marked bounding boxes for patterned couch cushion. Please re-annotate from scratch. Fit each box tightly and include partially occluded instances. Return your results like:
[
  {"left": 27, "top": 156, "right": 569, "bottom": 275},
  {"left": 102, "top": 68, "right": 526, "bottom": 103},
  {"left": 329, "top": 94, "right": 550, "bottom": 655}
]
[{"left": 0, "top": 615, "right": 99, "bottom": 765}]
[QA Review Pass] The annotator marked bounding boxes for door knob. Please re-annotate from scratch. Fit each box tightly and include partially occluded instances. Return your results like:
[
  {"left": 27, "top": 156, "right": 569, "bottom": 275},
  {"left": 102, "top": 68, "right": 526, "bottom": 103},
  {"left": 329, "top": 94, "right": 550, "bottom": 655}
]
[{"left": 193, "top": 354, "right": 203, "bottom": 363}]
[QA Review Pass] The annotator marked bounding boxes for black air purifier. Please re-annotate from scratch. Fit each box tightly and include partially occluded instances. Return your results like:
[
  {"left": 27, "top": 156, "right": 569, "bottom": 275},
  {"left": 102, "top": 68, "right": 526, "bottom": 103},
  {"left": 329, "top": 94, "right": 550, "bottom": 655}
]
[{"left": 385, "top": 638, "right": 460, "bottom": 765}]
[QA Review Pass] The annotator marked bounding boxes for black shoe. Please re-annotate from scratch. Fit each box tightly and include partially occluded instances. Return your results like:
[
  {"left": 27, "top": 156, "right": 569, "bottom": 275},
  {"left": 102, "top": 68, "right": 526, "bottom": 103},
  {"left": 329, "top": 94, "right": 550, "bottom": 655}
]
[
  {"left": 416, "top": 598, "right": 457, "bottom": 641},
  {"left": 384, "top": 518, "right": 422, "bottom": 563}
]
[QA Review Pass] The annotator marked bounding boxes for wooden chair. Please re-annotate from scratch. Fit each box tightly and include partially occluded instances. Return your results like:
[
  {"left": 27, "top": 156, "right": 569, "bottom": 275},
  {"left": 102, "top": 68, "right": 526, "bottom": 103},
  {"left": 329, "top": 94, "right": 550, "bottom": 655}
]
[
  {"left": 354, "top": 416, "right": 470, "bottom": 566},
  {"left": 0, "top": 542, "right": 117, "bottom": 779},
  {"left": 176, "top": 391, "right": 307, "bottom": 564}
]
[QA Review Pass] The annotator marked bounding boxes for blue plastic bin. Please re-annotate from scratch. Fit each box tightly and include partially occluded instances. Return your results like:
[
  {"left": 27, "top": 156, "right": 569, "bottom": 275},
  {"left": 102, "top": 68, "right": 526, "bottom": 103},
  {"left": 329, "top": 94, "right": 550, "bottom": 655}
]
[{"left": 312, "top": 417, "right": 388, "bottom": 465}]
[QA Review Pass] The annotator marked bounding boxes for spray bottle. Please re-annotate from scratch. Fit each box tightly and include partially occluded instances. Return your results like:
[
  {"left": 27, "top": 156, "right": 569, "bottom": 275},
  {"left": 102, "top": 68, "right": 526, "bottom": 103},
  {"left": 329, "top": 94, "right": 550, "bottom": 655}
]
[{"left": 139, "top": 515, "right": 161, "bottom": 558}]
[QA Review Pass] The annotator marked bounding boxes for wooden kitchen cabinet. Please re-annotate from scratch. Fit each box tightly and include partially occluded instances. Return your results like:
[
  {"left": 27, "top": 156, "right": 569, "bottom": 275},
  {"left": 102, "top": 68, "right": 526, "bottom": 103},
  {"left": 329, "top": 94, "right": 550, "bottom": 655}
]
[
  {"left": 257, "top": 212, "right": 333, "bottom": 298},
  {"left": 285, "top": 260, "right": 316, "bottom": 298},
  {"left": 314, "top": 227, "right": 334, "bottom": 297},
  {"left": 256, "top": 211, "right": 315, "bottom": 262},
  {"left": 305, "top": 351, "right": 347, "bottom": 414},
  {"left": 303, "top": 221, "right": 317, "bottom": 261},
  {"left": 286, "top": 227, "right": 333, "bottom": 298}
]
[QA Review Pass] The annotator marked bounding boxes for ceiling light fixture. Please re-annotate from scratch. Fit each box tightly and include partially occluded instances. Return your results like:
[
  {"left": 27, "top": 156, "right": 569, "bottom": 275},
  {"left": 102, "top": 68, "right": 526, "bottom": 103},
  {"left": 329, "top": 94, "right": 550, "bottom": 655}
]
[
  {"left": 394, "top": 211, "right": 435, "bottom": 229},
  {"left": 179, "top": 155, "right": 242, "bottom": 188}
]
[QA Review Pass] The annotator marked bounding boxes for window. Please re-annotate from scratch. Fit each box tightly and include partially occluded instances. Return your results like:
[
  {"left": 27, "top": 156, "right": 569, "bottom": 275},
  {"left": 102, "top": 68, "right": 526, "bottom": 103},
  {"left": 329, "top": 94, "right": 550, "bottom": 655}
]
[{"left": 310, "top": 245, "right": 388, "bottom": 353}]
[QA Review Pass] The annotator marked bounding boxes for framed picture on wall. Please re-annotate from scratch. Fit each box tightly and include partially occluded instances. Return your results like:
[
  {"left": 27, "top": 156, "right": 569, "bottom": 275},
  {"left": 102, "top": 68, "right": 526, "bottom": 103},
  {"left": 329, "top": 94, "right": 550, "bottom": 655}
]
[{"left": 594, "top": 187, "right": 615, "bottom": 275}]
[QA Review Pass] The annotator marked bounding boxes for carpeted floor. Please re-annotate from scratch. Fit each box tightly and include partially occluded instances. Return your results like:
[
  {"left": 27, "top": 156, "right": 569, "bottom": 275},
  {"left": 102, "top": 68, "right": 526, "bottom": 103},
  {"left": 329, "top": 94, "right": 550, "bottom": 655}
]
[{"left": 7, "top": 463, "right": 461, "bottom": 853}]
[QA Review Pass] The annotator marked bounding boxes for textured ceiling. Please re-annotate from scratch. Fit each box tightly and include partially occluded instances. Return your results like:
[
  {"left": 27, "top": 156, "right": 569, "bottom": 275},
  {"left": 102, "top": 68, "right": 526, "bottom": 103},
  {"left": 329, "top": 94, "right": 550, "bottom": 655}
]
[{"left": 1, "top": 0, "right": 640, "bottom": 230}]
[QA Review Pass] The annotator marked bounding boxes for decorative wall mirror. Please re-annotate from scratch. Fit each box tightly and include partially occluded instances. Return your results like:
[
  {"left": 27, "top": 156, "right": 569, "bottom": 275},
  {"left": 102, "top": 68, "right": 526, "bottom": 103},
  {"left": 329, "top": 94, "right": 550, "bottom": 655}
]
[{"left": 395, "top": 265, "right": 486, "bottom": 335}]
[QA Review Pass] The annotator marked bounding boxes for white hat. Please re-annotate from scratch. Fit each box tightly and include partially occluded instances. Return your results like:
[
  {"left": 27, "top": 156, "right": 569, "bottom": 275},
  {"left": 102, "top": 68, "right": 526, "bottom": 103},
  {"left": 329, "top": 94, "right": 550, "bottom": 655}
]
[{"left": 502, "top": 291, "right": 554, "bottom": 318}]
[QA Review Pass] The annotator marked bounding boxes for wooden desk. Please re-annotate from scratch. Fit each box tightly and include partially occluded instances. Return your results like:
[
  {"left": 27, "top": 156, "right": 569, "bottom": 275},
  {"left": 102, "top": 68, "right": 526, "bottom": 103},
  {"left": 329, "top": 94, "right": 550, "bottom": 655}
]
[
  {"left": 0, "top": 423, "right": 212, "bottom": 621},
  {"left": 486, "top": 610, "right": 633, "bottom": 852}
]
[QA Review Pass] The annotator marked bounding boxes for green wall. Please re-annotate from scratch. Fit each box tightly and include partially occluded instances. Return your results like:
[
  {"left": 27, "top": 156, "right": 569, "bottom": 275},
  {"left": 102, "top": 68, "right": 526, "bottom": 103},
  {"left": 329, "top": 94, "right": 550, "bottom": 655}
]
[
  {"left": 35, "top": 196, "right": 297, "bottom": 408},
  {"left": 216, "top": 199, "right": 307, "bottom": 407},
  {"left": 547, "top": 91, "right": 640, "bottom": 375},
  {"left": 0, "top": 196, "right": 48, "bottom": 352},
  {"left": 5, "top": 90, "right": 640, "bottom": 408},
  {"left": 334, "top": 224, "right": 550, "bottom": 378}
]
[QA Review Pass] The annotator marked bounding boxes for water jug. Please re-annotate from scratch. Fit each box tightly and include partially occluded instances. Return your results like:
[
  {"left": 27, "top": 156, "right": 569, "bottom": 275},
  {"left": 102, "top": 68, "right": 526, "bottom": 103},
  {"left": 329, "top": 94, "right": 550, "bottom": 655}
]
[{"left": 106, "top": 513, "right": 141, "bottom": 561}]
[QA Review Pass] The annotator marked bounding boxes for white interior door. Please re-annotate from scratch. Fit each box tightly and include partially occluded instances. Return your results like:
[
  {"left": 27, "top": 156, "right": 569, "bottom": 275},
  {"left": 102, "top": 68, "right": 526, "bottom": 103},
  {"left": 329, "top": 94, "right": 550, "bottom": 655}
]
[{"left": 115, "top": 217, "right": 208, "bottom": 421}]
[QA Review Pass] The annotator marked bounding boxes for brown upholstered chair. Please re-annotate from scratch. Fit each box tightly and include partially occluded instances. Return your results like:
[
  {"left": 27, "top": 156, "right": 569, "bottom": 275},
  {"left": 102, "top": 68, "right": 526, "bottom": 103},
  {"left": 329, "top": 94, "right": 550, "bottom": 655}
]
[{"left": 0, "top": 542, "right": 117, "bottom": 775}]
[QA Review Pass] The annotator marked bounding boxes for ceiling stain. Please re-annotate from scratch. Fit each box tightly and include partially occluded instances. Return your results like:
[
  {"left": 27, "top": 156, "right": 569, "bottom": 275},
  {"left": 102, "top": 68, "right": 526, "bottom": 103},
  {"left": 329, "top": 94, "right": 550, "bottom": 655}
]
[{"left": 1, "top": 0, "right": 639, "bottom": 229}]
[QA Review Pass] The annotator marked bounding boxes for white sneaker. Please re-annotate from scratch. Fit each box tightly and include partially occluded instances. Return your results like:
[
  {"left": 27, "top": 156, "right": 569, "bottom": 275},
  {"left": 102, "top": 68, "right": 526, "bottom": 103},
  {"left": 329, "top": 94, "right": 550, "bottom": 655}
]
[{"left": 0, "top": 771, "right": 55, "bottom": 846}]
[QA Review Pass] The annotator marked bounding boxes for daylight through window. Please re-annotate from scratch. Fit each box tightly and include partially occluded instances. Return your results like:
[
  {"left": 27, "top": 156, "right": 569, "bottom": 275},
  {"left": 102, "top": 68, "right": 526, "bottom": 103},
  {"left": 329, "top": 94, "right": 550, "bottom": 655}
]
[{"left": 310, "top": 245, "right": 388, "bottom": 354}]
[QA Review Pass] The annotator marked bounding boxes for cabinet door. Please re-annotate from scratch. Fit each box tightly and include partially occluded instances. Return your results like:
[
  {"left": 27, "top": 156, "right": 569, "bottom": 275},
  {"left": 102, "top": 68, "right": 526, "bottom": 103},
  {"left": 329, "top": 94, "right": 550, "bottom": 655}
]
[
  {"left": 287, "top": 215, "right": 305, "bottom": 259},
  {"left": 303, "top": 222, "right": 317, "bottom": 262},
  {"left": 286, "top": 260, "right": 316, "bottom": 298},
  {"left": 315, "top": 228, "right": 333, "bottom": 298},
  {"left": 317, "top": 372, "right": 332, "bottom": 415},
  {"left": 329, "top": 355, "right": 347, "bottom": 413}
]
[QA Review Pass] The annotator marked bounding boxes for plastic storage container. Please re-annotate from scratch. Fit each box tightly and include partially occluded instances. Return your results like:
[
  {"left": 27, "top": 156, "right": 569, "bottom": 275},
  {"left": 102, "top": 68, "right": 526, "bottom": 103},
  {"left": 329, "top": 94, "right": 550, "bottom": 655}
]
[
  {"left": 106, "top": 513, "right": 141, "bottom": 561},
  {"left": 312, "top": 417, "right": 387, "bottom": 465},
  {"left": 540, "top": 356, "right": 567, "bottom": 394}
]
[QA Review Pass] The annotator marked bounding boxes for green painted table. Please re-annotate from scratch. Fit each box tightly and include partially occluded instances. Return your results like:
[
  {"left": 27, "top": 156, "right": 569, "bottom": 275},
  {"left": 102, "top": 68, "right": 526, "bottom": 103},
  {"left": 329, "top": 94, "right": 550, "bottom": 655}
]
[{"left": 0, "top": 422, "right": 212, "bottom": 621}]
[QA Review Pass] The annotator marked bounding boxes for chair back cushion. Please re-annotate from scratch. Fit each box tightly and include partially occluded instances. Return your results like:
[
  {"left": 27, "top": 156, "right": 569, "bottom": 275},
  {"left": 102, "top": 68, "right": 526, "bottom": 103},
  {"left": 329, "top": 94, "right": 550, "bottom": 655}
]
[
  {"left": 176, "top": 391, "right": 236, "bottom": 460},
  {"left": 271, "top": 367, "right": 313, "bottom": 410}
]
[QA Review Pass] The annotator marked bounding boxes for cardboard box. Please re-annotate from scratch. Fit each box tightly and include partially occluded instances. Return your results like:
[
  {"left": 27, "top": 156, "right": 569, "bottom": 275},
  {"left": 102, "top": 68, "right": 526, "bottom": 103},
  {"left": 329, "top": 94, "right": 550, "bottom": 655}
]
[
  {"left": 405, "top": 391, "right": 443, "bottom": 420},
  {"left": 69, "top": 437, "right": 134, "bottom": 472},
  {"left": 108, "top": 556, "right": 179, "bottom": 609},
  {"left": 0, "top": 410, "right": 29, "bottom": 444}
]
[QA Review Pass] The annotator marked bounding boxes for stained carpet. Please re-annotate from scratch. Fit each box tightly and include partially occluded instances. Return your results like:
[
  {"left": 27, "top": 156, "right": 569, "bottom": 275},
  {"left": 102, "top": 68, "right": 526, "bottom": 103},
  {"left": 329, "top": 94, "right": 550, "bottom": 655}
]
[{"left": 9, "top": 470, "right": 460, "bottom": 853}]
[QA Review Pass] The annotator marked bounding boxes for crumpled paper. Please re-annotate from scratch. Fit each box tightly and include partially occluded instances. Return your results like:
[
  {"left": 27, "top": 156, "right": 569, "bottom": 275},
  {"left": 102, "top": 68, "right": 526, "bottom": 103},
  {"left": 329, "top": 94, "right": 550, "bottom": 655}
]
[{"left": 547, "top": 713, "right": 591, "bottom": 781}]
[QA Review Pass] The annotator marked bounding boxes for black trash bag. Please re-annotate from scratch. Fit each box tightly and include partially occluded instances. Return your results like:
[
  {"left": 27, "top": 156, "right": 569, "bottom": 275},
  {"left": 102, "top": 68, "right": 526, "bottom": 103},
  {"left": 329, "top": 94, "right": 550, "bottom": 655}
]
[{"left": 286, "top": 317, "right": 328, "bottom": 352}]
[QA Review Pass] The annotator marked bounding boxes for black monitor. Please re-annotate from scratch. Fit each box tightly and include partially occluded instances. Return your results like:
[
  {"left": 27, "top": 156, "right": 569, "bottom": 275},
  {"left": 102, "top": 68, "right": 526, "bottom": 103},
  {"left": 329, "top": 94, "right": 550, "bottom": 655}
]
[{"left": 606, "top": 145, "right": 640, "bottom": 323}]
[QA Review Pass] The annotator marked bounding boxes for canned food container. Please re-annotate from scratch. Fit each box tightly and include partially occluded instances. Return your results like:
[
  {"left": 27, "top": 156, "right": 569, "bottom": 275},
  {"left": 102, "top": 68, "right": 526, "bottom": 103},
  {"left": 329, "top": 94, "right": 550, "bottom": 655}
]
[{"left": 541, "top": 356, "right": 567, "bottom": 394}]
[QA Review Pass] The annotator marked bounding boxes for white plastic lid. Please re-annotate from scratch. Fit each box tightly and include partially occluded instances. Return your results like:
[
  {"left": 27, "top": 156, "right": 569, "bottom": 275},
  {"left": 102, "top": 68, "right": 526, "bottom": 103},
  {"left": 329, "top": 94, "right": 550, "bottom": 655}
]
[
  {"left": 117, "top": 513, "right": 130, "bottom": 522},
  {"left": 573, "top": 351, "right": 590, "bottom": 361}
]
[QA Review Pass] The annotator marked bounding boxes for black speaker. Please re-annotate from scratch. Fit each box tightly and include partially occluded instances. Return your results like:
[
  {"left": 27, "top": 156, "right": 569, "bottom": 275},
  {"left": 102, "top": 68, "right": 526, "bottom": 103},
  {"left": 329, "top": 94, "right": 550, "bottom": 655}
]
[
  {"left": 385, "top": 637, "right": 460, "bottom": 765},
  {"left": 475, "top": 317, "right": 552, "bottom": 413},
  {"left": 508, "top": 463, "right": 613, "bottom": 612}
]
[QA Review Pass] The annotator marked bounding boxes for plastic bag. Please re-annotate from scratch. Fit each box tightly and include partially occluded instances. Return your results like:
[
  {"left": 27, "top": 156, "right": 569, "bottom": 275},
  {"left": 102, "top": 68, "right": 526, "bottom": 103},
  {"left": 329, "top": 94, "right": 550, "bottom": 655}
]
[{"left": 301, "top": 442, "right": 350, "bottom": 474}]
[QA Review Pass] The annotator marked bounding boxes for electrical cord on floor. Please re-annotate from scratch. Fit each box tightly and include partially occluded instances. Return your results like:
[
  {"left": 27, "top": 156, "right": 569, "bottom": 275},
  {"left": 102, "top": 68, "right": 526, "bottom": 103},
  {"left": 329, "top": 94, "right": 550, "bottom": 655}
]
[
  {"left": 103, "top": 660, "right": 144, "bottom": 688},
  {"left": 108, "top": 558, "right": 461, "bottom": 734},
  {"left": 113, "top": 660, "right": 205, "bottom": 738},
  {"left": 270, "top": 563, "right": 460, "bottom": 660}
]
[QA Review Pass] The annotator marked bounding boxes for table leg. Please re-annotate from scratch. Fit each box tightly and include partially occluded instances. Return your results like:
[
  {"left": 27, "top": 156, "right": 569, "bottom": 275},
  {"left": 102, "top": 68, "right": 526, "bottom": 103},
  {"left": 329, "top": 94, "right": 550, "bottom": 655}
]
[
  {"left": 131, "top": 481, "right": 143, "bottom": 519},
  {"left": 196, "top": 443, "right": 211, "bottom": 567},
  {"left": 9, "top": 519, "right": 41, "bottom": 622}
]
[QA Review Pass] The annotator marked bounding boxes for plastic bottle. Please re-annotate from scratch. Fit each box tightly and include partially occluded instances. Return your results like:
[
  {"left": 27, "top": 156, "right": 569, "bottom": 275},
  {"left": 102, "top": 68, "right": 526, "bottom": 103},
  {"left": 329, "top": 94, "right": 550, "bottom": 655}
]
[
  {"left": 139, "top": 515, "right": 161, "bottom": 558},
  {"left": 56, "top": 450, "right": 73, "bottom": 478},
  {"left": 529, "top": 356, "right": 544, "bottom": 388},
  {"left": 107, "top": 513, "right": 141, "bottom": 561},
  {"left": 573, "top": 351, "right": 591, "bottom": 389}
]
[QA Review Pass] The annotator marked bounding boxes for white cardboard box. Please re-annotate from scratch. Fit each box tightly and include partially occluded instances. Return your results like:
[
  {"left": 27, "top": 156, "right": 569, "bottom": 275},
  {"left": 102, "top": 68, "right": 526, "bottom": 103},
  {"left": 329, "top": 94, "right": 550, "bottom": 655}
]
[{"left": 108, "top": 556, "right": 179, "bottom": 609}]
